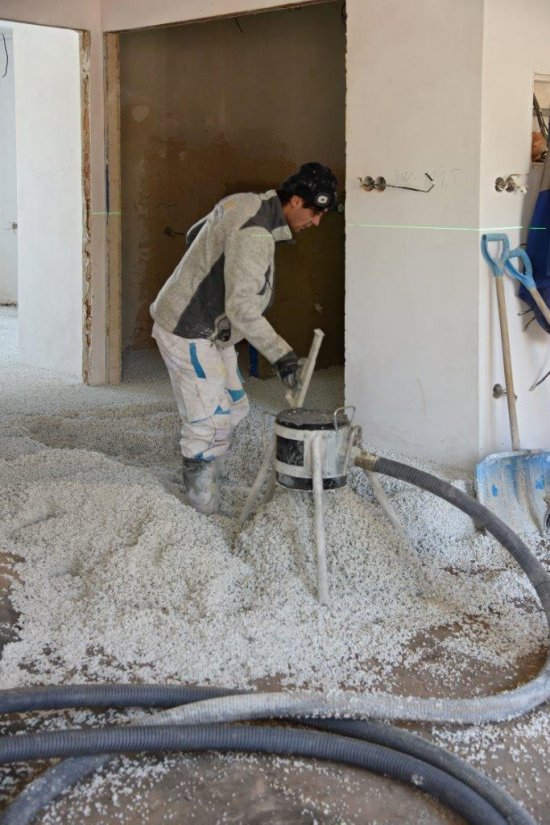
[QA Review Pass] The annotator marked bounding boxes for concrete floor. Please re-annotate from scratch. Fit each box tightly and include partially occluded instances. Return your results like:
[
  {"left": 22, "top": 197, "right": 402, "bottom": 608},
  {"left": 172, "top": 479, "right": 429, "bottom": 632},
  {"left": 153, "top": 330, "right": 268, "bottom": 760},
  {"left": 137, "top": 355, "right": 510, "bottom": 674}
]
[{"left": 0, "top": 307, "right": 548, "bottom": 824}]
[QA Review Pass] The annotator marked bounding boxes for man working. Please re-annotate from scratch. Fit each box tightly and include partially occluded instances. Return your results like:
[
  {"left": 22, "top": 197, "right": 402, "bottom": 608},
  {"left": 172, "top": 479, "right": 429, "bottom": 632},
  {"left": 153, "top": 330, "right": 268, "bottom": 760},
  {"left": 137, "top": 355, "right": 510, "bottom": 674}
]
[{"left": 150, "top": 162, "right": 338, "bottom": 514}]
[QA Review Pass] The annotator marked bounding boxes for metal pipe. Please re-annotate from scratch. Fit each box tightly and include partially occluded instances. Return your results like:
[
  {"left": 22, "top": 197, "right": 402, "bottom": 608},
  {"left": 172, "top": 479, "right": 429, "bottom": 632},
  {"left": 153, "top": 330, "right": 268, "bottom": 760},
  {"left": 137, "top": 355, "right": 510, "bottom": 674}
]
[
  {"left": 311, "top": 434, "right": 329, "bottom": 604},
  {"left": 364, "top": 468, "right": 414, "bottom": 549},
  {"left": 238, "top": 329, "right": 325, "bottom": 526},
  {"left": 287, "top": 329, "right": 325, "bottom": 408},
  {"left": 236, "top": 434, "right": 276, "bottom": 530}
]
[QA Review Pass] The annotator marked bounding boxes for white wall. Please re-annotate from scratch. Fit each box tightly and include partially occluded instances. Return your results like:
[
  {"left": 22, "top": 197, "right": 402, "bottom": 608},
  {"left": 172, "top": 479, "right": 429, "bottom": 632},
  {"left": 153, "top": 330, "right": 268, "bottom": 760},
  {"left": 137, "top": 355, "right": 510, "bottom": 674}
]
[
  {"left": 14, "top": 23, "right": 83, "bottom": 376},
  {"left": 345, "top": 0, "right": 550, "bottom": 466},
  {"left": 345, "top": 0, "right": 484, "bottom": 467},
  {"left": 479, "top": 0, "right": 550, "bottom": 454},
  {"left": 0, "top": 0, "right": 107, "bottom": 384},
  {"left": 0, "top": 0, "right": 97, "bottom": 30},
  {"left": 0, "top": 26, "right": 17, "bottom": 304},
  {"left": 101, "top": 0, "right": 321, "bottom": 31}
]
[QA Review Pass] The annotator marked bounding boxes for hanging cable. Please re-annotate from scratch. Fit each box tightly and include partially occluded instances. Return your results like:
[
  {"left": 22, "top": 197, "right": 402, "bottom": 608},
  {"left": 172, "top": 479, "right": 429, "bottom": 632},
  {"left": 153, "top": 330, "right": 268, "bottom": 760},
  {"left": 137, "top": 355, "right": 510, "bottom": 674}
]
[
  {"left": 2, "top": 34, "right": 8, "bottom": 79},
  {"left": 529, "top": 367, "right": 550, "bottom": 391}
]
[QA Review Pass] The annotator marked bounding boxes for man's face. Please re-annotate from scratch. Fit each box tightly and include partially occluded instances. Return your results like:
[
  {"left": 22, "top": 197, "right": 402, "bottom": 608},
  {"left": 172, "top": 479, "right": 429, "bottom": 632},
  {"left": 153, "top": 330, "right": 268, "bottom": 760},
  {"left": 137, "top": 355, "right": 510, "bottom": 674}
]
[{"left": 283, "top": 195, "right": 327, "bottom": 233}]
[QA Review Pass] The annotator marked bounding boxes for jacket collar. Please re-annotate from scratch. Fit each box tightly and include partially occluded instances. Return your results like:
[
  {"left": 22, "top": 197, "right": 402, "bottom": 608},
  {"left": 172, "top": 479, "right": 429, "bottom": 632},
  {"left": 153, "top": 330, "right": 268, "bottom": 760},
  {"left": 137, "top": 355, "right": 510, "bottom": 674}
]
[{"left": 261, "top": 190, "right": 292, "bottom": 242}]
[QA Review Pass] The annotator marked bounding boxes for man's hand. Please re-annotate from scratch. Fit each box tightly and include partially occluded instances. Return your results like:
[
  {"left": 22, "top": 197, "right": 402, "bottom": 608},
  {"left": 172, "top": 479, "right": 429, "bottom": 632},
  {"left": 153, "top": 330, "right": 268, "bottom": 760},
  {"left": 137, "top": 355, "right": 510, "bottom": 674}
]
[{"left": 274, "top": 351, "right": 302, "bottom": 389}]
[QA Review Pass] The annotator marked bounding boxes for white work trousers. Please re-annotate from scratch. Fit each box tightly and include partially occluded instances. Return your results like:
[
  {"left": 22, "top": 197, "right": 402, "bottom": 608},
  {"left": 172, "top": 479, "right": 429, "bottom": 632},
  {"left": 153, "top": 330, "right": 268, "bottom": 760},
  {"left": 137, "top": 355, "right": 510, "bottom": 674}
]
[{"left": 152, "top": 322, "right": 250, "bottom": 460}]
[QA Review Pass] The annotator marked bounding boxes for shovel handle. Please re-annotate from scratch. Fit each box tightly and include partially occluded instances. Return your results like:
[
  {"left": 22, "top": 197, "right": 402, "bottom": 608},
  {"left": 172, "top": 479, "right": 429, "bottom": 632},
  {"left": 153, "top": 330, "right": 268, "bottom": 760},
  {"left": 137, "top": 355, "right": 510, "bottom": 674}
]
[
  {"left": 504, "top": 247, "right": 535, "bottom": 289},
  {"left": 481, "top": 233, "right": 510, "bottom": 277},
  {"left": 494, "top": 275, "right": 521, "bottom": 451},
  {"left": 504, "top": 248, "right": 550, "bottom": 327},
  {"left": 482, "top": 233, "right": 520, "bottom": 449},
  {"left": 529, "top": 287, "right": 550, "bottom": 328},
  {"left": 505, "top": 249, "right": 550, "bottom": 324}
]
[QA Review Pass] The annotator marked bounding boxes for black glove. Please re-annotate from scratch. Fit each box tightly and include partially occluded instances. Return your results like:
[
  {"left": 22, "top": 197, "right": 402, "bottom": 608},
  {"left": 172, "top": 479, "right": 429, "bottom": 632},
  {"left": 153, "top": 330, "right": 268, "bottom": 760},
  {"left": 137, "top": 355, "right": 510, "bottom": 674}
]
[{"left": 274, "top": 350, "right": 302, "bottom": 389}]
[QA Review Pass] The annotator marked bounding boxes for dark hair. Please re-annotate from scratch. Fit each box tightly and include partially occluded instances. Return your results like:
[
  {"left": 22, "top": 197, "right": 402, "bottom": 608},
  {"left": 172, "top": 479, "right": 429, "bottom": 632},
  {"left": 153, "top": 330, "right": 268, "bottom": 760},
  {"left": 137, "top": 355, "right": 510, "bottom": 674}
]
[
  {"left": 276, "top": 188, "right": 292, "bottom": 206},
  {"left": 277, "top": 189, "right": 326, "bottom": 213},
  {"left": 278, "top": 163, "right": 338, "bottom": 211}
]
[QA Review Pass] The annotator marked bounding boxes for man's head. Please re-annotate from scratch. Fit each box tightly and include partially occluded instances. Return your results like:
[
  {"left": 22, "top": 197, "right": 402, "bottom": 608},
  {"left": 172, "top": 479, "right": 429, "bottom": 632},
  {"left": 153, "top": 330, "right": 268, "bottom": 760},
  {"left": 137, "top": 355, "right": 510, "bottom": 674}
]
[{"left": 278, "top": 162, "right": 338, "bottom": 233}]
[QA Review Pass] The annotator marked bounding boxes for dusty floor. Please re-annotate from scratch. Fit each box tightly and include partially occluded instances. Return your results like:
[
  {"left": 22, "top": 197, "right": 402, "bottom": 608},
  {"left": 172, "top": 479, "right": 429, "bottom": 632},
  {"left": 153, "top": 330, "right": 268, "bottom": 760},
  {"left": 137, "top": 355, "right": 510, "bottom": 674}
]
[{"left": 0, "top": 306, "right": 548, "bottom": 824}]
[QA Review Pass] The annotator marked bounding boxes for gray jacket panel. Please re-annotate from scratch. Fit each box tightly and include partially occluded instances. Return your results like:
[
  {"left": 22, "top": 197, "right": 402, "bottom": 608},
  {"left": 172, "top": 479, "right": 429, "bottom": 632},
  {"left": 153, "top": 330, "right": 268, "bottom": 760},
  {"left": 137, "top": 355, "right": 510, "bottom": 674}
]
[{"left": 150, "top": 190, "right": 293, "bottom": 364}]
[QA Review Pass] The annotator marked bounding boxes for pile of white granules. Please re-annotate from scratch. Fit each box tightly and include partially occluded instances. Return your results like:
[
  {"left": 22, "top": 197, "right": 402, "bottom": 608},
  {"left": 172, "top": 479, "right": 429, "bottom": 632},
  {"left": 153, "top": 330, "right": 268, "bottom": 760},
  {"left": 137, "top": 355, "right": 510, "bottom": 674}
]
[{"left": 0, "top": 306, "right": 548, "bottom": 824}]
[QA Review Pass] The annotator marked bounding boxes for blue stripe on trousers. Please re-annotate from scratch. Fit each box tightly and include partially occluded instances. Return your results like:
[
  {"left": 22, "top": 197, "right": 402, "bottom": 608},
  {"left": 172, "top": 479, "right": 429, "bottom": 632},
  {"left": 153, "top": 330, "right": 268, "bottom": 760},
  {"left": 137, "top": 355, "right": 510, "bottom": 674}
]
[{"left": 189, "top": 343, "right": 206, "bottom": 378}]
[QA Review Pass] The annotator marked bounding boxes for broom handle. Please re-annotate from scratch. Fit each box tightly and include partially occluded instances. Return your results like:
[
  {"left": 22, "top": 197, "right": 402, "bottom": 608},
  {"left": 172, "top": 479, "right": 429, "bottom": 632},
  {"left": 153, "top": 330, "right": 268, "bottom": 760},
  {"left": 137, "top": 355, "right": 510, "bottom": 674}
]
[{"left": 495, "top": 275, "right": 520, "bottom": 450}]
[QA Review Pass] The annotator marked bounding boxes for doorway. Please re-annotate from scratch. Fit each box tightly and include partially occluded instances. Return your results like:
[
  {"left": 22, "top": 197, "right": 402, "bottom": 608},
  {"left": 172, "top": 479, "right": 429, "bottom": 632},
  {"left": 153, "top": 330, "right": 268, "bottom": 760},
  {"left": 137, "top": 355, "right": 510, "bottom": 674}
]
[
  {"left": 0, "top": 20, "right": 89, "bottom": 379},
  {"left": 0, "top": 26, "right": 17, "bottom": 308},
  {"left": 116, "top": 1, "right": 346, "bottom": 376}
]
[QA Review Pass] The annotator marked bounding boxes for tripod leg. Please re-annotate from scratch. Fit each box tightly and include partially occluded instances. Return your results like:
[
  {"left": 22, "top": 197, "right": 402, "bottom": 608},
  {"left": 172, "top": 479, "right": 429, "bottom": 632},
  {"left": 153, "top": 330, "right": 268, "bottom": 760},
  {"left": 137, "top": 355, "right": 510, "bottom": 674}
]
[{"left": 311, "top": 435, "right": 329, "bottom": 605}]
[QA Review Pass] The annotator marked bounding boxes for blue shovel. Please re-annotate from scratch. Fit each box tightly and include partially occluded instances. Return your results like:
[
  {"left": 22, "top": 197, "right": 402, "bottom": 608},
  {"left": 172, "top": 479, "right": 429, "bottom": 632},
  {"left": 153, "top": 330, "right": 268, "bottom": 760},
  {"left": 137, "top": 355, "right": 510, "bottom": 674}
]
[
  {"left": 476, "top": 234, "right": 549, "bottom": 534},
  {"left": 504, "top": 245, "right": 550, "bottom": 328}
]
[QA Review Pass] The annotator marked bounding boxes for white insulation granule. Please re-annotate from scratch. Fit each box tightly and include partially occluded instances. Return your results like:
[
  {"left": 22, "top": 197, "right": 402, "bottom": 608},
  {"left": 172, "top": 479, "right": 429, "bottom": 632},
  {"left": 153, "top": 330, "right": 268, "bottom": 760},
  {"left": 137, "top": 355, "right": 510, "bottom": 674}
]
[
  {"left": 0, "top": 368, "right": 546, "bottom": 694},
  {"left": 0, "top": 306, "right": 548, "bottom": 822}
]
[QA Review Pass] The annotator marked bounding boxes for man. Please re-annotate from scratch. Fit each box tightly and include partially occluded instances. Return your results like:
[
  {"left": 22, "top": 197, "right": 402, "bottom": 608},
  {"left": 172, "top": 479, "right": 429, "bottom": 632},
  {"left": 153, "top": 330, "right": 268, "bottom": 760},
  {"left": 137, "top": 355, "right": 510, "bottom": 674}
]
[{"left": 150, "top": 162, "right": 338, "bottom": 514}]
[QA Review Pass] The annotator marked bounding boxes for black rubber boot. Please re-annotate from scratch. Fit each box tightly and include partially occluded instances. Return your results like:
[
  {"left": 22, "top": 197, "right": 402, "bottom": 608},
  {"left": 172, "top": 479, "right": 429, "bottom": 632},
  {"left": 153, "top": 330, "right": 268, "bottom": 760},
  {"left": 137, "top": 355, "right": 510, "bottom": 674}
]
[{"left": 182, "top": 458, "right": 219, "bottom": 515}]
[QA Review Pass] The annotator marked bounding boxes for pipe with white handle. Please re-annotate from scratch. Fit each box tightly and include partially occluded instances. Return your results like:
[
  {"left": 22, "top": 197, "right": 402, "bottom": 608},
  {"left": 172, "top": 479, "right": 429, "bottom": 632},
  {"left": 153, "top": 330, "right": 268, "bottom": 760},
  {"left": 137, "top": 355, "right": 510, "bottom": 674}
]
[{"left": 237, "top": 330, "right": 325, "bottom": 528}]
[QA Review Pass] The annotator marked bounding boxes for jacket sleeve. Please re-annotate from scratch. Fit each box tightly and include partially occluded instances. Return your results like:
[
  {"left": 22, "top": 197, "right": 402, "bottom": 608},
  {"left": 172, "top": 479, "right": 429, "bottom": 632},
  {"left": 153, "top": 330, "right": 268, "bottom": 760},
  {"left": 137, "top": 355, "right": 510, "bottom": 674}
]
[{"left": 224, "top": 227, "right": 292, "bottom": 364}]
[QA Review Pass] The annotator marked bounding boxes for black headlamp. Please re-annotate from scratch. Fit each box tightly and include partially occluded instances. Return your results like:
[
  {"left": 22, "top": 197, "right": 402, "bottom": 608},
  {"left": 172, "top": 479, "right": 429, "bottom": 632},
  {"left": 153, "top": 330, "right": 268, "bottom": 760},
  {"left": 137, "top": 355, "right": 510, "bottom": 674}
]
[{"left": 280, "top": 162, "right": 339, "bottom": 211}]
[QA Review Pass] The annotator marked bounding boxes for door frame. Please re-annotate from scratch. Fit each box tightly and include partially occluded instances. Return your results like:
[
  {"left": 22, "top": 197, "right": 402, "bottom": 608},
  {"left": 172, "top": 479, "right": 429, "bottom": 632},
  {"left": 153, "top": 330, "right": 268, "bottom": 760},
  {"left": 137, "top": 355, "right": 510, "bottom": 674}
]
[
  {"left": 103, "top": 0, "right": 346, "bottom": 383},
  {"left": 0, "top": 18, "right": 92, "bottom": 381}
]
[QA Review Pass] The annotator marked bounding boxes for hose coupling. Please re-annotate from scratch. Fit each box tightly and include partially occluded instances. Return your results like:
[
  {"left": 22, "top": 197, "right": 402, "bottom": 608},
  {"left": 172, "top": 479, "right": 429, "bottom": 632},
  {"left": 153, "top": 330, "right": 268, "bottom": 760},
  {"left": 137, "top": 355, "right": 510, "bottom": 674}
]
[{"left": 354, "top": 449, "right": 379, "bottom": 472}]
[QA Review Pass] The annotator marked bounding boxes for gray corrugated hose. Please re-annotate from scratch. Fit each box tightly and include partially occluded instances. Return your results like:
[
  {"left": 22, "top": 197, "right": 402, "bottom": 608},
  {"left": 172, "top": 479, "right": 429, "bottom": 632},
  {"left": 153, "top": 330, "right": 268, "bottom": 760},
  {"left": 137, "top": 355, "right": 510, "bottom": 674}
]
[
  {"left": 0, "top": 680, "right": 536, "bottom": 825},
  {"left": 0, "top": 717, "right": 535, "bottom": 825}
]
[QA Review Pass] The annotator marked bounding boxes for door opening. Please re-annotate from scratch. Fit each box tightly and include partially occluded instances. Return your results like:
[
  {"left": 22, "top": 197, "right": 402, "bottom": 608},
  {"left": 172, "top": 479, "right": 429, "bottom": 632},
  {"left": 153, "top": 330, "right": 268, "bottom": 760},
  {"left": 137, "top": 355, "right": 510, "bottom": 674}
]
[
  {"left": 113, "top": 1, "right": 346, "bottom": 382},
  {"left": 0, "top": 20, "right": 90, "bottom": 380}
]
